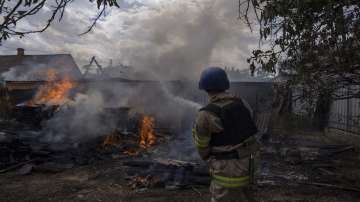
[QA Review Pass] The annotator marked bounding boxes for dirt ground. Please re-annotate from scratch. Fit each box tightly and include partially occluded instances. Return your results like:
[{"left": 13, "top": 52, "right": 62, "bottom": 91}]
[
  {"left": 1, "top": 130, "right": 360, "bottom": 202},
  {"left": 0, "top": 160, "right": 210, "bottom": 202},
  {"left": 0, "top": 160, "right": 359, "bottom": 202}
]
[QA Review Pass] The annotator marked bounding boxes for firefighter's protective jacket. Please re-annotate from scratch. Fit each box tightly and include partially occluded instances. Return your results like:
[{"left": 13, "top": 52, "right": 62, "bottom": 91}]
[{"left": 193, "top": 92, "right": 260, "bottom": 192}]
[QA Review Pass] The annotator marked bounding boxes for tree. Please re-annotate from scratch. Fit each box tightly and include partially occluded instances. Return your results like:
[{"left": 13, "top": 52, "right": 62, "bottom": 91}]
[
  {"left": 239, "top": 0, "right": 360, "bottom": 100},
  {"left": 0, "top": 0, "right": 120, "bottom": 44}
]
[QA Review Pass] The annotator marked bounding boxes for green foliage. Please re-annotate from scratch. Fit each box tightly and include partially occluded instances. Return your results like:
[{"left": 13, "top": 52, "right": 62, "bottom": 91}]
[{"left": 241, "top": 0, "right": 360, "bottom": 100}]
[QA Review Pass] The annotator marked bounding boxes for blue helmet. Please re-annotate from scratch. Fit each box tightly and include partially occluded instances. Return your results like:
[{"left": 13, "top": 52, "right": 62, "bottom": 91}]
[{"left": 198, "top": 67, "right": 230, "bottom": 91}]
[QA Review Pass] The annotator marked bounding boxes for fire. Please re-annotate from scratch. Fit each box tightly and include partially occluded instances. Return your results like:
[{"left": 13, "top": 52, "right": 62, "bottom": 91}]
[
  {"left": 100, "top": 115, "right": 157, "bottom": 155},
  {"left": 30, "top": 69, "right": 76, "bottom": 105},
  {"left": 102, "top": 131, "right": 121, "bottom": 147},
  {"left": 139, "top": 115, "right": 156, "bottom": 148}
]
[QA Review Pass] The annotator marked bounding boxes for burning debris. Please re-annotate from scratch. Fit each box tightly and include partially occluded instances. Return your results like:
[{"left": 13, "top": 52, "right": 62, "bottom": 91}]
[
  {"left": 0, "top": 76, "right": 201, "bottom": 180},
  {"left": 99, "top": 113, "right": 160, "bottom": 157},
  {"left": 9, "top": 69, "right": 77, "bottom": 129},
  {"left": 0, "top": 60, "right": 275, "bottom": 199},
  {"left": 29, "top": 69, "right": 76, "bottom": 106},
  {"left": 2, "top": 66, "right": 360, "bottom": 201},
  {"left": 1, "top": 0, "right": 360, "bottom": 200},
  {"left": 139, "top": 115, "right": 157, "bottom": 149},
  {"left": 102, "top": 130, "right": 122, "bottom": 147}
]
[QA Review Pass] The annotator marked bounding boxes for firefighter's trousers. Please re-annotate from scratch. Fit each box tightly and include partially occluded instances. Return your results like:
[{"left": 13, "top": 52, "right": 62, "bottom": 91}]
[{"left": 208, "top": 144, "right": 259, "bottom": 202}]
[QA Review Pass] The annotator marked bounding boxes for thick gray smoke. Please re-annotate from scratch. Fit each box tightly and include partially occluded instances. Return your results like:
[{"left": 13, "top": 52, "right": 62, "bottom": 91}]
[
  {"left": 1, "top": 55, "right": 80, "bottom": 81},
  {"left": 40, "top": 80, "right": 202, "bottom": 152},
  {"left": 1, "top": 0, "right": 257, "bottom": 80},
  {"left": 2, "top": 0, "right": 257, "bottom": 160},
  {"left": 41, "top": 91, "right": 111, "bottom": 144},
  {"left": 115, "top": 0, "right": 255, "bottom": 80}
]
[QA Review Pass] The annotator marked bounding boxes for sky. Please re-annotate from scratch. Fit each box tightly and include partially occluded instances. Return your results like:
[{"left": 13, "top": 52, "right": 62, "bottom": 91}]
[{"left": 0, "top": 0, "right": 259, "bottom": 80}]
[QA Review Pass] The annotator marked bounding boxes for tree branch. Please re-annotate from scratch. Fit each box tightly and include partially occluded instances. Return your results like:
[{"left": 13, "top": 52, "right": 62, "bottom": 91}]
[{"left": 79, "top": 3, "right": 106, "bottom": 35}]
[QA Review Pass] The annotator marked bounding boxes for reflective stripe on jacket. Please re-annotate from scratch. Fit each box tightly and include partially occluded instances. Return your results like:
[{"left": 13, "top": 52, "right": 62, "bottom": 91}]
[{"left": 192, "top": 128, "right": 210, "bottom": 149}]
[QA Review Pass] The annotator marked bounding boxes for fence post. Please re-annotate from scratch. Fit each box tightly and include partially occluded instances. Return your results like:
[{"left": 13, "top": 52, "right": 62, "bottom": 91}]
[
  {"left": 255, "top": 93, "right": 258, "bottom": 121},
  {"left": 346, "top": 87, "right": 351, "bottom": 132}
]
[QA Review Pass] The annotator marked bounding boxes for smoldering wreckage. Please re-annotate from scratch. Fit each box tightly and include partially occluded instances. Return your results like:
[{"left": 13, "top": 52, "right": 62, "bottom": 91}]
[{"left": 0, "top": 49, "right": 360, "bottom": 202}]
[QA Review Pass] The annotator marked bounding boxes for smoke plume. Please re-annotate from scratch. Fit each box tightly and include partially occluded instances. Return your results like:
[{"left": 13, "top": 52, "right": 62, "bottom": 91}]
[
  {"left": 1, "top": 0, "right": 257, "bottom": 80},
  {"left": 1, "top": 0, "right": 258, "bottom": 160}
]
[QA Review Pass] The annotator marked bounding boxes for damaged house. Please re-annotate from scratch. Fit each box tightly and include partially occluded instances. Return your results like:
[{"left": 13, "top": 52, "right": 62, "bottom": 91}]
[{"left": 0, "top": 48, "right": 82, "bottom": 105}]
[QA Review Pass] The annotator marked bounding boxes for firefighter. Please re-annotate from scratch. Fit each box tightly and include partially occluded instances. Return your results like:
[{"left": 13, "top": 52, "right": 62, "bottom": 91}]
[{"left": 193, "top": 67, "right": 260, "bottom": 202}]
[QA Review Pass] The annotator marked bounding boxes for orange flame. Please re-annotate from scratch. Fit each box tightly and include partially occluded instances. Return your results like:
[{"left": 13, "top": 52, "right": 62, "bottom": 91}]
[
  {"left": 102, "top": 132, "right": 121, "bottom": 147},
  {"left": 30, "top": 69, "right": 76, "bottom": 105},
  {"left": 139, "top": 115, "right": 156, "bottom": 148},
  {"left": 100, "top": 115, "right": 157, "bottom": 155}
]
